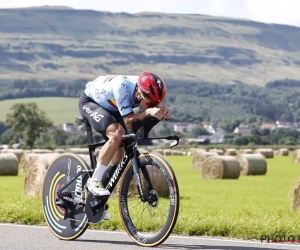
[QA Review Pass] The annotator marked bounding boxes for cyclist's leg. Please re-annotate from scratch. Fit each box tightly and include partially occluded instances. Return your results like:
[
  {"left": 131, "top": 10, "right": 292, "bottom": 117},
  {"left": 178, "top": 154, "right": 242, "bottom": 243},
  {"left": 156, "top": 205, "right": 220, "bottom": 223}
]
[
  {"left": 110, "top": 111, "right": 127, "bottom": 165},
  {"left": 101, "top": 112, "right": 127, "bottom": 187},
  {"left": 79, "top": 93, "right": 124, "bottom": 195}
]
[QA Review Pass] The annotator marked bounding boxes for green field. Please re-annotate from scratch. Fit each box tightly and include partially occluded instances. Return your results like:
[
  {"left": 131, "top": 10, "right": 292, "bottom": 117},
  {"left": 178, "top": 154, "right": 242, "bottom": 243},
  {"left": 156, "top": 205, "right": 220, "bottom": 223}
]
[
  {"left": 0, "top": 97, "right": 79, "bottom": 125},
  {"left": 1, "top": 155, "right": 300, "bottom": 240}
]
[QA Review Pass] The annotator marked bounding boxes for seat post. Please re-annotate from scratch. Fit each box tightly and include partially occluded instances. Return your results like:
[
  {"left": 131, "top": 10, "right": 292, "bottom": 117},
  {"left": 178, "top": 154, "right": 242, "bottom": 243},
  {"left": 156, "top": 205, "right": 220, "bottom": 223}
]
[{"left": 84, "top": 121, "right": 97, "bottom": 169}]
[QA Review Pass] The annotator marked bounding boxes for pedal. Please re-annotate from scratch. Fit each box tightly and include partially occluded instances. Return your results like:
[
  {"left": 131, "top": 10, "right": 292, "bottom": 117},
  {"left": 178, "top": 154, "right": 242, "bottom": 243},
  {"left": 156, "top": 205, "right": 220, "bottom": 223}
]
[
  {"left": 55, "top": 197, "right": 70, "bottom": 220},
  {"left": 85, "top": 193, "right": 106, "bottom": 223},
  {"left": 55, "top": 198, "right": 64, "bottom": 207}
]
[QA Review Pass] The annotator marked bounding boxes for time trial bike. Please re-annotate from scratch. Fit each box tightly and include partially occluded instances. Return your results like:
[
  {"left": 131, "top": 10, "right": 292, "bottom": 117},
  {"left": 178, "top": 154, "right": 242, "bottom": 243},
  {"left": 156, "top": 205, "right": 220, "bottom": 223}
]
[{"left": 42, "top": 115, "right": 180, "bottom": 247}]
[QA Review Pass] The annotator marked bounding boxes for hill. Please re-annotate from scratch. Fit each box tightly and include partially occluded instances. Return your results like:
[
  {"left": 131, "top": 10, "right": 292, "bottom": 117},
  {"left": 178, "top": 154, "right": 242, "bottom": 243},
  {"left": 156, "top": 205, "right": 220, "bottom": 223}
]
[
  {"left": 1, "top": 7, "right": 300, "bottom": 123},
  {"left": 0, "top": 7, "right": 300, "bottom": 86}
]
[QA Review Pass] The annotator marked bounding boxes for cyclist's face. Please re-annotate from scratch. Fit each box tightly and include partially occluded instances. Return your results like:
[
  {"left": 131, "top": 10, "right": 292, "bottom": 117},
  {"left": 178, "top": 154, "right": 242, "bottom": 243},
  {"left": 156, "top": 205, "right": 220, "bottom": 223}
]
[
  {"left": 140, "top": 92, "right": 157, "bottom": 108},
  {"left": 138, "top": 92, "right": 157, "bottom": 109}
]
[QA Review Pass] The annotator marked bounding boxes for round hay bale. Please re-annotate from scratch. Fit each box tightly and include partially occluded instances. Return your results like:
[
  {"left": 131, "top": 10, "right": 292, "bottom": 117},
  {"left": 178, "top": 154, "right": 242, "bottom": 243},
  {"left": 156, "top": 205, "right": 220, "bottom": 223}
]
[
  {"left": 192, "top": 150, "right": 218, "bottom": 170},
  {"left": 111, "top": 164, "right": 169, "bottom": 198},
  {"left": 292, "top": 179, "right": 300, "bottom": 211},
  {"left": 53, "top": 148, "right": 65, "bottom": 153},
  {"left": 255, "top": 148, "right": 274, "bottom": 158},
  {"left": 201, "top": 155, "right": 240, "bottom": 179},
  {"left": 163, "top": 149, "right": 172, "bottom": 156},
  {"left": 209, "top": 149, "right": 224, "bottom": 155},
  {"left": 31, "top": 149, "right": 53, "bottom": 154},
  {"left": 139, "top": 148, "right": 149, "bottom": 154},
  {"left": 237, "top": 153, "right": 267, "bottom": 176},
  {"left": 225, "top": 148, "right": 237, "bottom": 156},
  {"left": 239, "top": 149, "right": 253, "bottom": 154},
  {"left": 293, "top": 149, "right": 300, "bottom": 163},
  {"left": 0, "top": 153, "right": 18, "bottom": 176},
  {"left": 1, "top": 149, "right": 24, "bottom": 161},
  {"left": 172, "top": 150, "right": 186, "bottom": 156},
  {"left": 278, "top": 148, "right": 289, "bottom": 156},
  {"left": 152, "top": 149, "right": 164, "bottom": 157},
  {"left": 19, "top": 153, "right": 36, "bottom": 172},
  {"left": 66, "top": 148, "right": 89, "bottom": 155},
  {"left": 24, "top": 153, "right": 60, "bottom": 197}
]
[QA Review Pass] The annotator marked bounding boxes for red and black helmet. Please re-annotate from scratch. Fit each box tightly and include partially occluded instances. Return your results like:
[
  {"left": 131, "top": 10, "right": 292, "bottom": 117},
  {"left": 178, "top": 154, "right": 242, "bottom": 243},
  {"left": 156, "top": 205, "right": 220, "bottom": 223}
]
[{"left": 137, "top": 72, "right": 166, "bottom": 106}]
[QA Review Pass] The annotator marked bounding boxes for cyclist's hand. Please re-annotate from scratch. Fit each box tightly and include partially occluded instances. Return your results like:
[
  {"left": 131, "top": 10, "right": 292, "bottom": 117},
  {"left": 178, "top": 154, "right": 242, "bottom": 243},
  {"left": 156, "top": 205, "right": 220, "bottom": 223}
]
[
  {"left": 160, "top": 105, "right": 171, "bottom": 120},
  {"left": 156, "top": 105, "right": 171, "bottom": 120},
  {"left": 146, "top": 107, "right": 165, "bottom": 120}
]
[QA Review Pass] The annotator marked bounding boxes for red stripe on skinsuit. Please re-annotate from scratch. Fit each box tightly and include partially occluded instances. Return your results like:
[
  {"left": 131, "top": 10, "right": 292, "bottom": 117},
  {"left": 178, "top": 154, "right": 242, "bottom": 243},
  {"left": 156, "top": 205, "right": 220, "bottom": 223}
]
[
  {"left": 103, "top": 75, "right": 111, "bottom": 83},
  {"left": 103, "top": 75, "right": 117, "bottom": 83},
  {"left": 107, "top": 99, "right": 118, "bottom": 109}
]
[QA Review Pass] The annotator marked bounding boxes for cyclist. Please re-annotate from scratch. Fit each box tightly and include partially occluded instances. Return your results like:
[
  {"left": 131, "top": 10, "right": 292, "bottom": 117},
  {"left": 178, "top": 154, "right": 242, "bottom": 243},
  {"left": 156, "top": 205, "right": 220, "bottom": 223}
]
[{"left": 78, "top": 72, "right": 170, "bottom": 219}]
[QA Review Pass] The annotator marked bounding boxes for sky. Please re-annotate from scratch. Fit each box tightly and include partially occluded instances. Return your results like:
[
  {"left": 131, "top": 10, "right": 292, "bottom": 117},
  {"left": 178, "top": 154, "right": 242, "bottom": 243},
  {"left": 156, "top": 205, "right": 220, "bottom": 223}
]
[{"left": 1, "top": 0, "right": 300, "bottom": 27}]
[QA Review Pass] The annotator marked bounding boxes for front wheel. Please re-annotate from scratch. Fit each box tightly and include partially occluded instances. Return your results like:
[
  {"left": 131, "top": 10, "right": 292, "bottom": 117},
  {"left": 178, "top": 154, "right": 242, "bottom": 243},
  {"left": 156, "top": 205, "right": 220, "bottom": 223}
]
[{"left": 119, "top": 152, "right": 180, "bottom": 247}]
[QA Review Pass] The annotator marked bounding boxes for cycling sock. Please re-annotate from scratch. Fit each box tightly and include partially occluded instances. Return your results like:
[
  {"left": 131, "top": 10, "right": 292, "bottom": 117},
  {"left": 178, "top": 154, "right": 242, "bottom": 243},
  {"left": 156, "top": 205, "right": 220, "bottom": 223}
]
[
  {"left": 92, "top": 162, "right": 108, "bottom": 183},
  {"left": 101, "top": 163, "right": 118, "bottom": 188}
]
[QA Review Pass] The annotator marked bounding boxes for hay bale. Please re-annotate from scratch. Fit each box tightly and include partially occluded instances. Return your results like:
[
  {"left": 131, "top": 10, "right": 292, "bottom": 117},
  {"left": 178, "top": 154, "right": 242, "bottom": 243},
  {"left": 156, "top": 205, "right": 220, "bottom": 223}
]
[
  {"left": 172, "top": 150, "right": 186, "bottom": 156},
  {"left": 209, "top": 149, "right": 224, "bottom": 155},
  {"left": 24, "top": 153, "right": 60, "bottom": 197},
  {"left": 111, "top": 164, "right": 169, "bottom": 198},
  {"left": 24, "top": 152, "right": 91, "bottom": 197},
  {"left": 201, "top": 155, "right": 240, "bottom": 179},
  {"left": 293, "top": 149, "right": 300, "bottom": 163},
  {"left": 225, "top": 148, "right": 237, "bottom": 156},
  {"left": 277, "top": 148, "right": 289, "bottom": 156},
  {"left": 0, "top": 153, "right": 19, "bottom": 176},
  {"left": 237, "top": 154, "right": 267, "bottom": 176},
  {"left": 152, "top": 149, "right": 164, "bottom": 157},
  {"left": 139, "top": 148, "right": 149, "bottom": 154},
  {"left": 254, "top": 148, "right": 274, "bottom": 158},
  {"left": 31, "top": 149, "right": 53, "bottom": 154},
  {"left": 292, "top": 179, "right": 300, "bottom": 211},
  {"left": 19, "top": 153, "right": 36, "bottom": 172},
  {"left": 239, "top": 149, "right": 253, "bottom": 154},
  {"left": 66, "top": 148, "right": 89, "bottom": 155},
  {"left": 163, "top": 149, "right": 172, "bottom": 156},
  {"left": 53, "top": 148, "right": 65, "bottom": 153},
  {"left": 192, "top": 150, "right": 218, "bottom": 170},
  {"left": 1, "top": 149, "right": 24, "bottom": 161}
]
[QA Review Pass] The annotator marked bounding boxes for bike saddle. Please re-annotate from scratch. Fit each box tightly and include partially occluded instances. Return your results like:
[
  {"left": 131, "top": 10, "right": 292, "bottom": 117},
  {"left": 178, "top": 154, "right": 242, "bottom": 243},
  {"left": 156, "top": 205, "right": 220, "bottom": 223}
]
[{"left": 76, "top": 115, "right": 90, "bottom": 125}]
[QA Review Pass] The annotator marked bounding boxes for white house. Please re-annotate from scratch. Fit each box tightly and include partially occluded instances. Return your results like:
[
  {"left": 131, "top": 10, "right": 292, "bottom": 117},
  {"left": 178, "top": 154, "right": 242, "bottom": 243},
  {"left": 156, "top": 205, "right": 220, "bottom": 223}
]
[
  {"left": 210, "top": 128, "right": 225, "bottom": 143},
  {"left": 173, "top": 123, "right": 197, "bottom": 133},
  {"left": 234, "top": 124, "right": 252, "bottom": 134}
]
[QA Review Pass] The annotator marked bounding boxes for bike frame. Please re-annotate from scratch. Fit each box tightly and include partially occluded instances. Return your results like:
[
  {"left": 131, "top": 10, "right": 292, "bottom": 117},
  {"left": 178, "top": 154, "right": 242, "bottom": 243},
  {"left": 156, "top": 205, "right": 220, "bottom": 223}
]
[{"left": 57, "top": 116, "right": 179, "bottom": 206}]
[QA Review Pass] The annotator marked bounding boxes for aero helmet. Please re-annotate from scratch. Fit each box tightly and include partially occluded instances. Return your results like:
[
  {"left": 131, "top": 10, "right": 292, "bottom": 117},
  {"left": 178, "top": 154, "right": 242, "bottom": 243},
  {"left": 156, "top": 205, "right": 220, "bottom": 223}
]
[{"left": 137, "top": 72, "right": 166, "bottom": 107}]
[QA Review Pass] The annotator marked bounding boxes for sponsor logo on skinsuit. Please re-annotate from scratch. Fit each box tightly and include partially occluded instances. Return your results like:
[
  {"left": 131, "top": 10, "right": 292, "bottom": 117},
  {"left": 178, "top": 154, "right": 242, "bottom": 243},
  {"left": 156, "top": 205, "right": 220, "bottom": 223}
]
[
  {"left": 121, "top": 105, "right": 131, "bottom": 110},
  {"left": 95, "top": 89, "right": 100, "bottom": 99}
]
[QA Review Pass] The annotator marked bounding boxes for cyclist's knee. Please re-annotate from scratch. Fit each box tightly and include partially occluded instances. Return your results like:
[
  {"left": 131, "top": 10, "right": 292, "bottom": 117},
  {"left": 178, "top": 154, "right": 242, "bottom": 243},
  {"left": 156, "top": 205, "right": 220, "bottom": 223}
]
[{"left": 106, "top": 124, "right": 124, "bottom": 145}]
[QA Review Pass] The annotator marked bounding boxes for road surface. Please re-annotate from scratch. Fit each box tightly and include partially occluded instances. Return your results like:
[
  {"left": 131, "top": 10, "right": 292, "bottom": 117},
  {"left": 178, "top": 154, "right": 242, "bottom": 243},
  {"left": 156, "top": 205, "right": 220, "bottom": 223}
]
[{"left": 0, "top": 224, "right": 299, "bottom": 250}]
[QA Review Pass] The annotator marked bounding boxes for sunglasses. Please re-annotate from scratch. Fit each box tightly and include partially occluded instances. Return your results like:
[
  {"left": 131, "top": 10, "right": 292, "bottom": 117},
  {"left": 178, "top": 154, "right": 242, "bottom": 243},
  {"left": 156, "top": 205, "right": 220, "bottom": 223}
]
[{"left": 139, "top": 92, "right": 157, "bottom": 108}]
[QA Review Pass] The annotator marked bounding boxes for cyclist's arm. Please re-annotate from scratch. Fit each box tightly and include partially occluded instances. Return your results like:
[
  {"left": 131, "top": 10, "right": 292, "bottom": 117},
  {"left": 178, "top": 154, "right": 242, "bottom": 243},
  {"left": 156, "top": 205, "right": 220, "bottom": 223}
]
[{"left": 123, "top": 107, "right": 166, "bottom": 129}]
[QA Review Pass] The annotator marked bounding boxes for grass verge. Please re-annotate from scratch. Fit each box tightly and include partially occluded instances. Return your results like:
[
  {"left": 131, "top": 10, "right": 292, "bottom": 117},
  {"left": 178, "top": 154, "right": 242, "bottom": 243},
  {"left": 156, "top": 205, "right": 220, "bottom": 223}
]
[{"left": 0, "top": 155, "right": 300, "bottom": 240}]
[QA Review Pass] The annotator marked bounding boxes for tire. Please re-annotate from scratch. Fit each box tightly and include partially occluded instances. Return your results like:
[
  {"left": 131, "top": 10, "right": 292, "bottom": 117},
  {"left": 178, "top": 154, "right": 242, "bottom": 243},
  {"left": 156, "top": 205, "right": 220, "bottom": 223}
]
[
  {"left": 119, "top": 152, "right": 180, "bottom": 247},
  {"left": 42, "top": 153, "right": 91, "bottom": 240}
]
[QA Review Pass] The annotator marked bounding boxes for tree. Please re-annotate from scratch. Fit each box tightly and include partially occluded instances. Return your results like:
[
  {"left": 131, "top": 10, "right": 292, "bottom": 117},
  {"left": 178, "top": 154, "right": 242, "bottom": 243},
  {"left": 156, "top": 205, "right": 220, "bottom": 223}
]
[
  {"left": 6, "top": 103, "right": 53, "bottom": 149},
  {"left": 190, "top": 126, "right": 209, "bottom": 137},
  {"left": 0, "top": 121, "right": 10, "bottom": 136}
]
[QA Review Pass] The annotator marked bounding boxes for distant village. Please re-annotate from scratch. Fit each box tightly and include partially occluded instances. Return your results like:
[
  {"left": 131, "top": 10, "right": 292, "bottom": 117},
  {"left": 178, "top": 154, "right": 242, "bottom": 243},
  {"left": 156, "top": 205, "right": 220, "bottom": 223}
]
[
  {"left": 2, "top": 119, "right": 298, "bottom": 149},
  {"left": 50, "top": 120, "right": 300, "bottom": 146}
]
